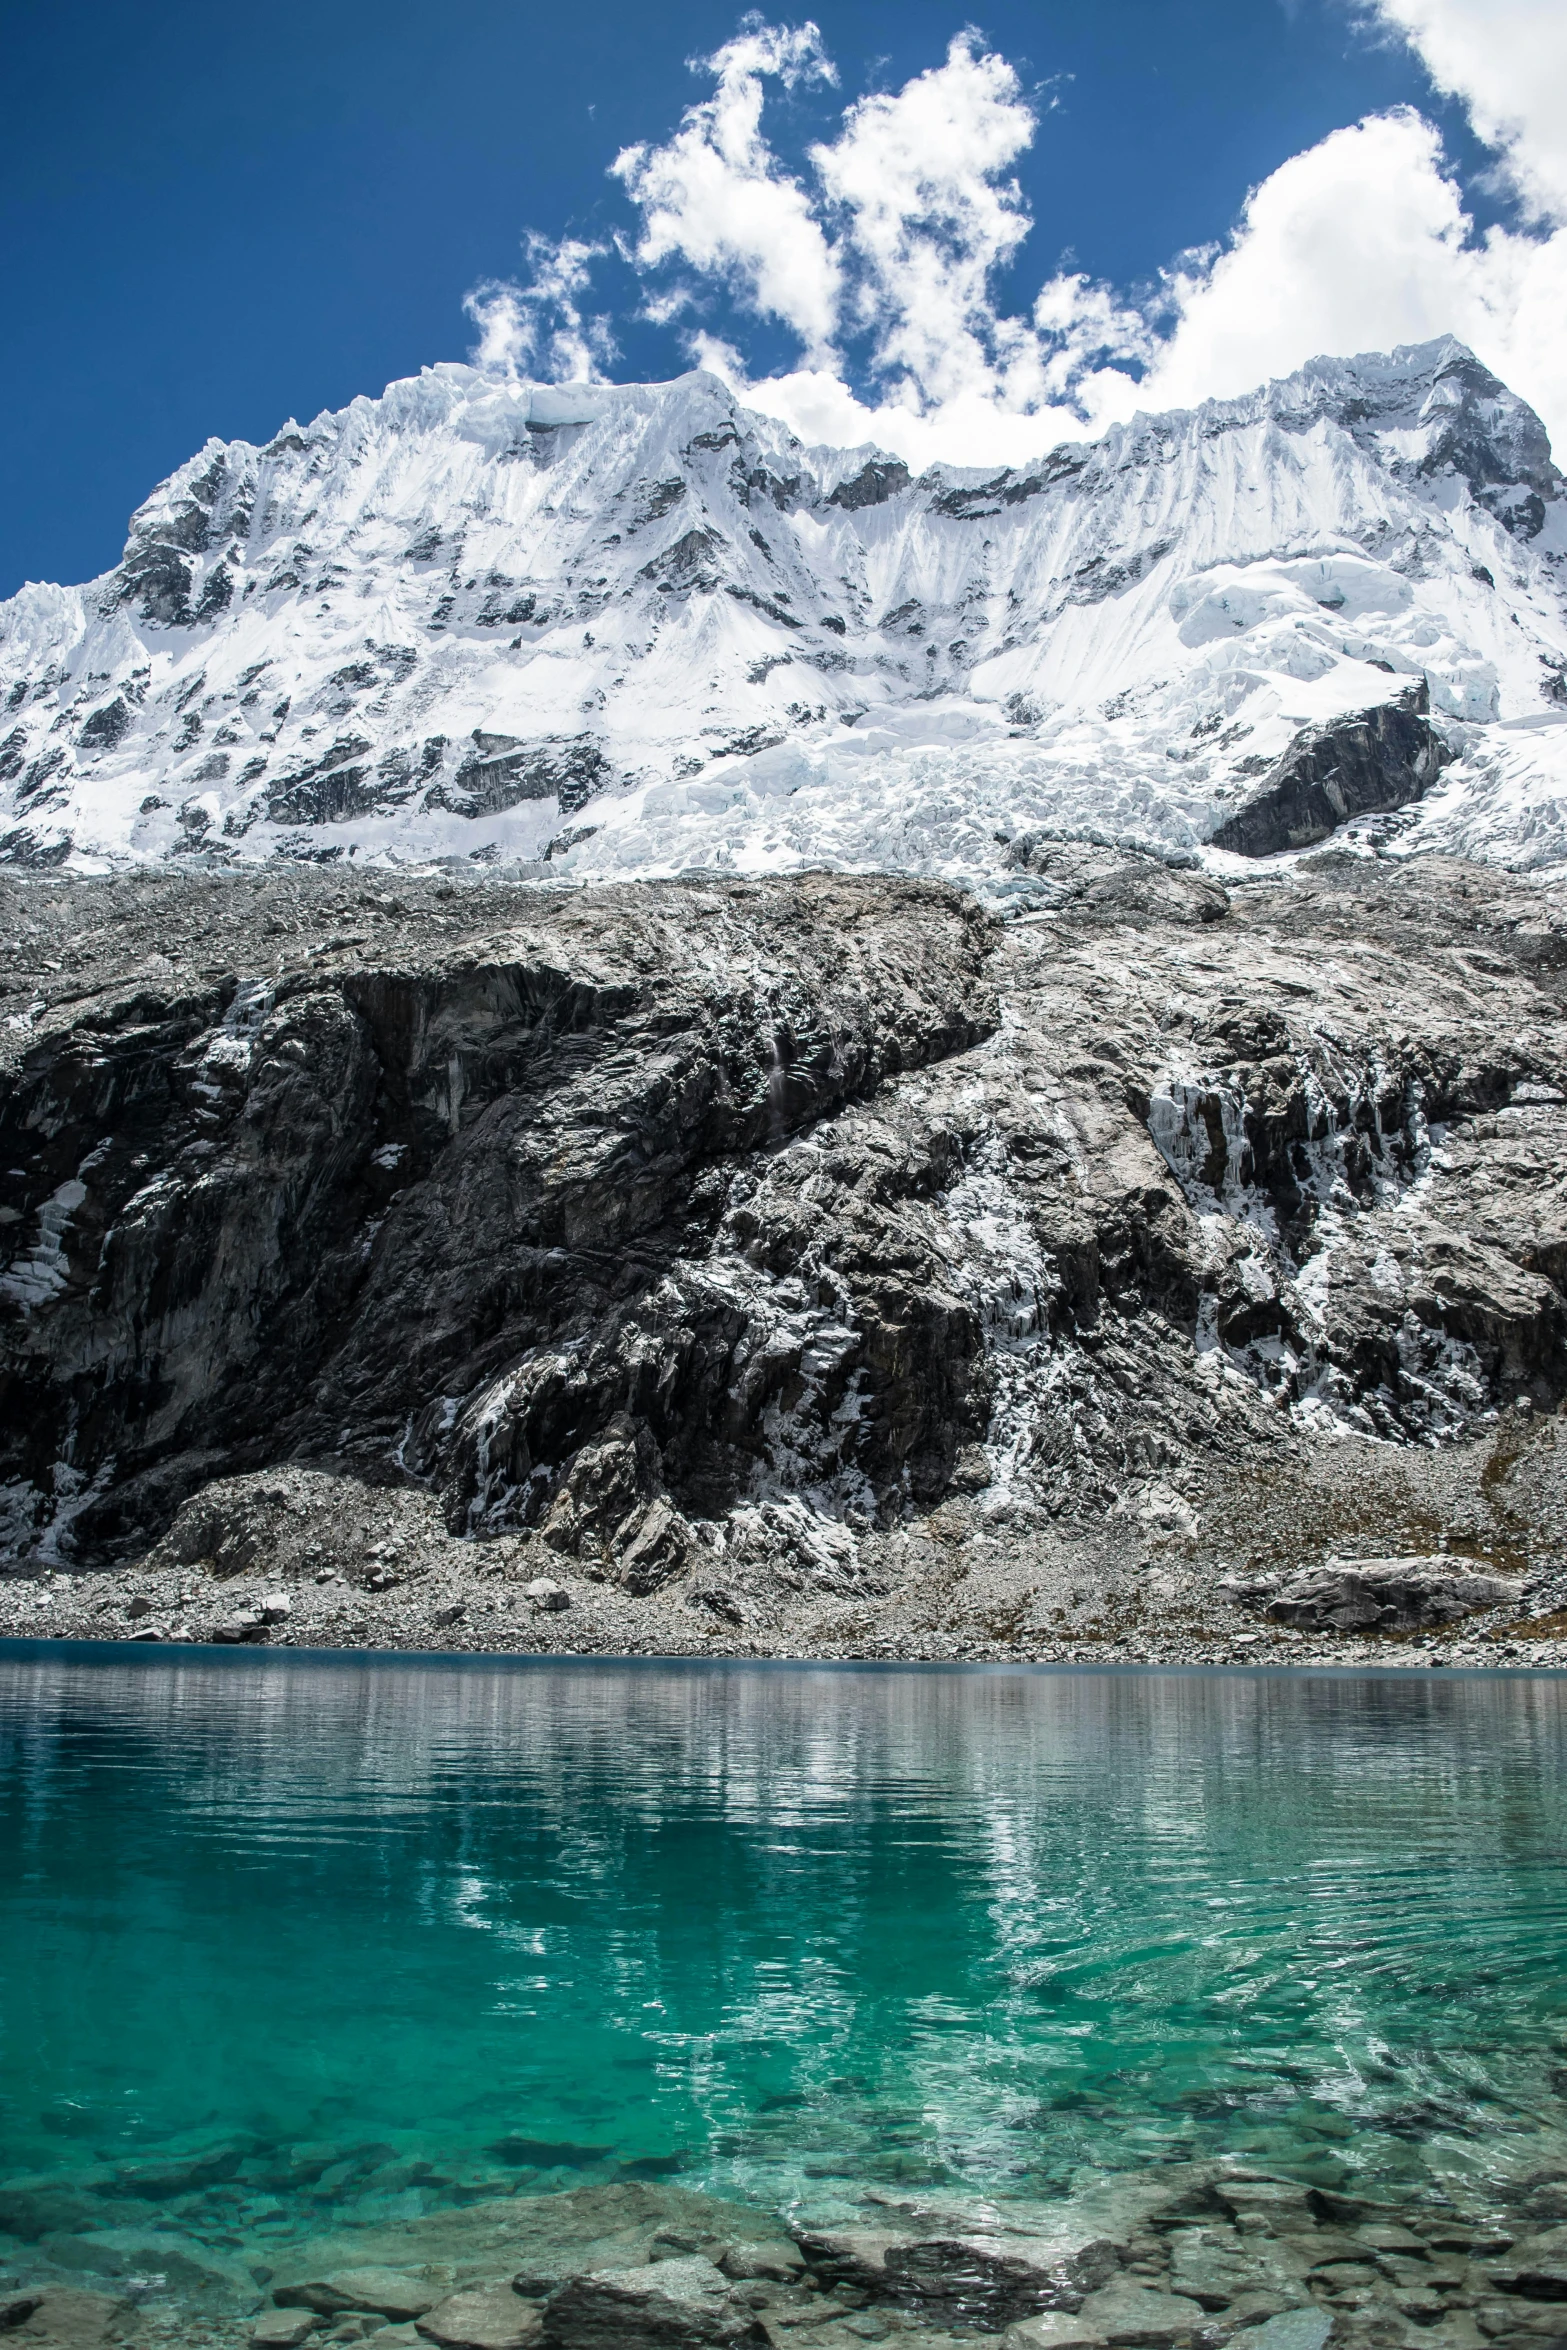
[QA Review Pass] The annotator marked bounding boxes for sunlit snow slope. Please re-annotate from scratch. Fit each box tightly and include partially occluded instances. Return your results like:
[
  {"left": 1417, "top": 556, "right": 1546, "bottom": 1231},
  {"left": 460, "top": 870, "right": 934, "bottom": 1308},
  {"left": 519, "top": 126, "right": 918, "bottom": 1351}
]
[{"left": 3, "top": 336, "right": 1565, "bottom": 884}]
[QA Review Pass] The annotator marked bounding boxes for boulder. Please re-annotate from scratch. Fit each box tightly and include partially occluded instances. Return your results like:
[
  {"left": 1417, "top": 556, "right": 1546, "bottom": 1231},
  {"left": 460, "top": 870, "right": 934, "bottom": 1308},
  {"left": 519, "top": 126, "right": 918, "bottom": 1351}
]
[
  {"left": 1077, "top": 2282, "right": 1206, "bottom": 2347},
  {"left": 1264, "top": 1557, "right": 1522, "bottom": 1633},
  {"left": 1210, "top": 2182, "right": 1316, "bottom": 2232},
  {"left": 1241, "top": 2314, "right": 1332, "bottom": 2350},
  {"left": 715, "top": 2243, "right": 804, "bottom": 2284},
  {"left": 791, "top": 2229, "right": 900, "bottom": 2293},
  {"left": 1167, "top": 2229, "right": 1309, "bottom": 2310},
  {"left": 417, "top": 2284, "right": 543, "bottom": 2349},
  {"left": 275, "top": 2267, "right": 437, "bottom": 2321},
  {"left": 210, "top": 1610, "right": 269, "bottom": 1644},
  {"left": 541, "top": 2255, "right": 765, "bottom": 2349},
  {"left": 522, "top": 1579, "right": 571, "bottom": 1613},
  {"left": 1481, "top": 2311, "right": 1567, "bottom": 2344},
  {"left": 1490, "top": 2230, "right": 1567, "bottom": 2300}
]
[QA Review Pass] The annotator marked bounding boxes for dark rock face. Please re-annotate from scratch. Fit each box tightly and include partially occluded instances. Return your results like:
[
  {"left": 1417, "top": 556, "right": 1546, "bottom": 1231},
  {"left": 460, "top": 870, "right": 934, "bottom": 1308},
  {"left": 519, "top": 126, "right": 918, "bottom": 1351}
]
[
  {"left": 433, "top": 734, "right": 612, "bottom": 819},
  {"left": 0, "top": 875, "right": 994, "bottom": 1566},
  {"left": 4, "top": 853, "right": 1567, "bottom": 1616},
  {"left": 1414, "top": 346, "right": 1560, "bottom": 538},
  {"left": 1210, "top": 683, "right": 1450, "bottom": 856},
  {"left": 827, "top": 459, "right": 911, "bottom": 510},
  {"left": 77, "top": 701, "right": 131, "bottom": 756}
]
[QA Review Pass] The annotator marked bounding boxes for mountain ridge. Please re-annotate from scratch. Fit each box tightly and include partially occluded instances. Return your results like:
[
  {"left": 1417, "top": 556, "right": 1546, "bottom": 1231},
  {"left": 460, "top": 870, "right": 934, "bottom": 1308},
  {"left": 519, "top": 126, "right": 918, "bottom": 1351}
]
[{"left": 3, "top": 334, "right": 1566, "bottom": 882}]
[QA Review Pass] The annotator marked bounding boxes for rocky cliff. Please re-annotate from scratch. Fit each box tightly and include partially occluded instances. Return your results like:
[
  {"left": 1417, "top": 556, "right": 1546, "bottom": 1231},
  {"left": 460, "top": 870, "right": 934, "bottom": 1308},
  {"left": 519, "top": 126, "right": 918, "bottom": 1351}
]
[{"left": 5, "top": 856, "right": 1567, "bottom": 1662}]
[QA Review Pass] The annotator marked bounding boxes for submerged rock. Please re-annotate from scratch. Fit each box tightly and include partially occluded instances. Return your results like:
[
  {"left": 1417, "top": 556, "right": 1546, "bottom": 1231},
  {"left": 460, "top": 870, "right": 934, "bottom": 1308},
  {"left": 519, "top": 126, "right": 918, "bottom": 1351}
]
[
  {"left": 251, "top": 2315, "right": 320, "bottom": 2349},
  {"left": 1078, "top": 2282, "right": 1205, "bottom": 2346},
  {"left": 796, "top": 2217, "right": 1121, "bottom": 2328},
  {"left": 1240, "top": 2315, "right": 1332, "bottom": 2350},
  {"left": 715, "top": 2241, "right": 804, "bottom": 2284},
  {"left": 274, "top": 2265, "right": 437, "bottom": 2320},
  {"left": 42, "top": 2225, "right": 259, "bottom": 2306},
  {"left": 417, "top": 2283, "right": 544, "bottom": 2348},
  {"left": 541, "top": 2254, "right": 765, "bottom": 2349},
  {"left": 1004, "top": 2316, "right": 1111, "bottom": 2350},
  {"left": 1489, "top": 2228, "right": 1567, "bottom": 2299},
  {"left": 0, "top": 2287, "right": 138, "bottom": 2345}
]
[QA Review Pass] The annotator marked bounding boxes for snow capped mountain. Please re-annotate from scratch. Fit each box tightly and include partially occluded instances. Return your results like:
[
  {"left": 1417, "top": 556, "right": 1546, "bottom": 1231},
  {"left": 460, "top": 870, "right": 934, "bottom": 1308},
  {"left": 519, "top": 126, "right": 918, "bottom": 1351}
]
[{"left": 3, "top": 335, "right": 1566, "bottom": 886}]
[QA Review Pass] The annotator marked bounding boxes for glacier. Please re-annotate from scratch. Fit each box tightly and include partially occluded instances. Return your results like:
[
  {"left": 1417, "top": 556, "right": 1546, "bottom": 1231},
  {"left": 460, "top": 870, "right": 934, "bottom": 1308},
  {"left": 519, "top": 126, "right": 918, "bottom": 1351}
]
[{"left": 2, "top": 333, "right": 1565, "bottom": 885}]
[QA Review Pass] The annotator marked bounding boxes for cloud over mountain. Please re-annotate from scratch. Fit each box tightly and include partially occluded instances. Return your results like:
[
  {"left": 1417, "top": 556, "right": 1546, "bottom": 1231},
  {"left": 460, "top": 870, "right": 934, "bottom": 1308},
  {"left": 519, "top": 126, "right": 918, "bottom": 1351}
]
[{"left": 470, "top": 5, "right": 1567, "bottom": 471}]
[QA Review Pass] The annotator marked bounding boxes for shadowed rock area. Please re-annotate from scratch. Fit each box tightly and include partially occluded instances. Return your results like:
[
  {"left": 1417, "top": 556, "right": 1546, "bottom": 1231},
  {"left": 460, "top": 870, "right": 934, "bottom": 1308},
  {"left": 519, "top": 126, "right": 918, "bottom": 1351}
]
[{"left": 5, "top": 853, "right": 1567, "bottom": 1663}]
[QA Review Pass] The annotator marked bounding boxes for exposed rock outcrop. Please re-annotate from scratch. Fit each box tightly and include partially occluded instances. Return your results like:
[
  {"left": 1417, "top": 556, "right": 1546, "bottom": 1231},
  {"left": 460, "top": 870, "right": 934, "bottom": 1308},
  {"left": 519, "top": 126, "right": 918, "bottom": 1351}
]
[
  {"left": 1257, "top": 1555, "right": 1523, "bottom": 1631},
  {"left": 1209, "top": 683, "right": 1450, "bottom": 857}
]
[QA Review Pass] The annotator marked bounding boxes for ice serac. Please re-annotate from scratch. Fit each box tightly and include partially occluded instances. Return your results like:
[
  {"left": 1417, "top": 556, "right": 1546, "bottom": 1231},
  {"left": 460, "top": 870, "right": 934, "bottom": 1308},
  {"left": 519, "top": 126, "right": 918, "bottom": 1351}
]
[{"left": 2, "top": 337, "right": 1566, "bottom": 881}]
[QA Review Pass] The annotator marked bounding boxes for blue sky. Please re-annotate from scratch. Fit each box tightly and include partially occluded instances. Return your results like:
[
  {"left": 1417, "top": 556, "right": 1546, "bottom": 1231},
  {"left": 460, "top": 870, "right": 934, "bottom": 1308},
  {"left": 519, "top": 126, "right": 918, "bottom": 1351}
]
[{"left": 0, "top": 0, "right": 1555, "bottom": 598}]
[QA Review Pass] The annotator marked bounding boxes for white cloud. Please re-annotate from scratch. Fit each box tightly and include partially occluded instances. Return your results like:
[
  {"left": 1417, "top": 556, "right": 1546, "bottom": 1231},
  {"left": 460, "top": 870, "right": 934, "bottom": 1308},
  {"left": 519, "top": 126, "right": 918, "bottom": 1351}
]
[
  {"left": 611, "top": 20, "right": 840, "bottom": 357},
  {"left": 1367, "top": 0, "right": 1567, "bottom": 217},
  {"left": 811, "top": 35, "right": 1037, "bottom": 407},
  {"left": 1139, "top": 110, "right": 1480, "bottom": 411},
  {"left": 470, "top": 9, "right": 1567, "bottom": 467},
  {"left": 464, "top": 236, "right": 617, "bottom": 382},
  {"left": 1130, "top": 101, "right": 1567, "bottom": 450}
]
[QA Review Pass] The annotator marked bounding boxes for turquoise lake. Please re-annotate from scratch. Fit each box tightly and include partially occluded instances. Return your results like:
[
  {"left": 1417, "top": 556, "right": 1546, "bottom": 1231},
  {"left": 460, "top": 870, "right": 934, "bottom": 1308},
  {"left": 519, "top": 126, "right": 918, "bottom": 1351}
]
[{"left": 2, "top": 1650, "right": 1565, "bottom": 2251}]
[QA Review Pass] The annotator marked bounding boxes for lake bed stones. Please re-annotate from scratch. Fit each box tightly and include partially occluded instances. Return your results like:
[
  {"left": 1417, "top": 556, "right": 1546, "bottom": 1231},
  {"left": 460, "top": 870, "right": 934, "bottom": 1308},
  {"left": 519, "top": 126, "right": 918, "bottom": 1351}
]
[
  {"left": 541, "top": 2254, "right": 766, "bottom": 2349},
  {"left": 417, "top": 2282, "right": 544, "bottom": 2349},
  {"left": 274, "top": 2266, "right": 438, "bottom": 2320},
  {"left": 1078, "top": 2281, "right": 1207, "bottom": 2347}
]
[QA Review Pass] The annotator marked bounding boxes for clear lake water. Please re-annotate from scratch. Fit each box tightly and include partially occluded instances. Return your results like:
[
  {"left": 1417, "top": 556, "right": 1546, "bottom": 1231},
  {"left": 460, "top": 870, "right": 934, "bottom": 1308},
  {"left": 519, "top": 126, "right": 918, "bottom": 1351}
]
[{"left": 1, "top": 1648, "right": 1565, "bottom": 2321}]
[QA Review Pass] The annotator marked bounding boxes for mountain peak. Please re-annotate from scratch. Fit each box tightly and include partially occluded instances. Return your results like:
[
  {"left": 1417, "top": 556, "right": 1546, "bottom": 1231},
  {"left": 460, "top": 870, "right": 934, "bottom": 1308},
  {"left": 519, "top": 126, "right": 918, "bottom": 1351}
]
[{"left": 2, "top": 339, "right": 1564, "bottom": 883}]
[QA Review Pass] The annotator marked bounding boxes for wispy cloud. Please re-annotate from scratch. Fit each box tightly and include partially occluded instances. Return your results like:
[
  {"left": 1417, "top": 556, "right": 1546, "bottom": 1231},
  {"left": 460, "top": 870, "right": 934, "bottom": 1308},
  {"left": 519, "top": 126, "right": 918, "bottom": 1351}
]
[{"left": 463, "top": 235, "right": 617, "bottom": 383}]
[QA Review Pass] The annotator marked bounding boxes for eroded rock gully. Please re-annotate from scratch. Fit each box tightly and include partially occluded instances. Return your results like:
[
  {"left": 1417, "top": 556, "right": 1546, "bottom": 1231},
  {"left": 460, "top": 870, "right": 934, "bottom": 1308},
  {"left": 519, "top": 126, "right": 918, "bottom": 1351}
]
[{"left": 5, "top": 853, "right": 1567, "bottom": 1663}]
